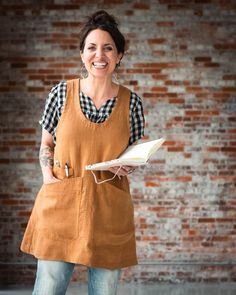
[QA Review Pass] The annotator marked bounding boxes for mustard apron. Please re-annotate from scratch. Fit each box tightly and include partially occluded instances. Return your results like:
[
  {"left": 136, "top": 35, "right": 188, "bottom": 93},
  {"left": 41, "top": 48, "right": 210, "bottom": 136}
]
[{"left": 20, "top": 79, "right": 138, "bottom": 269}]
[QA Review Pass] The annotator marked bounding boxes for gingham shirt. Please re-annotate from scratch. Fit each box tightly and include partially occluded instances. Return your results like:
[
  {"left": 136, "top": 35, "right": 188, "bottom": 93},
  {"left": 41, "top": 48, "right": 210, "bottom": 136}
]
[{"left": 39, "top": 81, "right": 145, "bottom": 146}]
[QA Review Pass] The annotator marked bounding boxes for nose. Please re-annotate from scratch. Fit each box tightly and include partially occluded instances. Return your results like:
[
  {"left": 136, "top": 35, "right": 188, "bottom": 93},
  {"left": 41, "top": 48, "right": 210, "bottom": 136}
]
[{"left": 95, "top": 47, "right": 104, "bottom": 58}]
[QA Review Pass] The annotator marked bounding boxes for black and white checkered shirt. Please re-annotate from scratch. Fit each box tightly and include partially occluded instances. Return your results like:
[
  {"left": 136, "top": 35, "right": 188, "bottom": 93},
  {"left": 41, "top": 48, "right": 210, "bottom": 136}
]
[{"left": 39, "top": 81, "right": 145, "bottom": 146}]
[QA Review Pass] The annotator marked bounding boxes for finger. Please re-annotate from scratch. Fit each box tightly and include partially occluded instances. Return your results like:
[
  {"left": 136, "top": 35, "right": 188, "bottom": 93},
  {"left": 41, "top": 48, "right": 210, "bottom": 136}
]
[
  {"left": 110, "top": 166, "right": 123, "bottom": 174},
  {"left": 53, "top": 177, "right": 61, "bottom": 182},
  {"left": 108, "top": 167, "right": 117, "bottom": 173},
  {"left": 109, "top": 166, "right": 130, "bottom": 176},
  {"left": 118, "top": 168, "right": 130, "bottom": 176}
]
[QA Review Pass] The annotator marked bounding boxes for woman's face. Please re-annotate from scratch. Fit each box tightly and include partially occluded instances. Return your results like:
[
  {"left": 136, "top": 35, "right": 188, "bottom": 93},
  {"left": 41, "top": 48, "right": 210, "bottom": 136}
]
[{"left": 80, "top": 29, "right": 122, "bottom": 79}]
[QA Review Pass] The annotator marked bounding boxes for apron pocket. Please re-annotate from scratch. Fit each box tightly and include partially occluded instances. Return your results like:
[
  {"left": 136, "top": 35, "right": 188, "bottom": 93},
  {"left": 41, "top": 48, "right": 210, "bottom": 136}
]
[
  {"left": 95, "top": 181, "right": 134, "bottom": 244},
  {"left": 36, "top": 177, "right": 82, "bottom": 241}
]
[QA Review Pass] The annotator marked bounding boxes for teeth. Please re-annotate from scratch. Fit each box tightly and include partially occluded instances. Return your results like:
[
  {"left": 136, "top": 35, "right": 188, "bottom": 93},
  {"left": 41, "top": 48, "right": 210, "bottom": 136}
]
[
  {"left": 93, "top": 62, "right": 106, "bottom": 66},
  {"left": 93, "top": 62, "right": 107, "bottom": 68}
]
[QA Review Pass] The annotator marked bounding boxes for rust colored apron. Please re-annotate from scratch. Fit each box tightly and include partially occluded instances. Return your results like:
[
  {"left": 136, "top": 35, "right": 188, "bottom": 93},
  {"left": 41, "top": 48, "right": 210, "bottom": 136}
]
[{"left": 20, "top": 78, "right": 138, "bottom": 269}]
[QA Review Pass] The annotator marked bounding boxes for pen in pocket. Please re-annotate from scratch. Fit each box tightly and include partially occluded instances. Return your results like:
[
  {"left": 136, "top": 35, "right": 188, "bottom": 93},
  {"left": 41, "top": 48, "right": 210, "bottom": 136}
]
[{"left": 65, "top": 163, "right": 69, "bottom": 177}]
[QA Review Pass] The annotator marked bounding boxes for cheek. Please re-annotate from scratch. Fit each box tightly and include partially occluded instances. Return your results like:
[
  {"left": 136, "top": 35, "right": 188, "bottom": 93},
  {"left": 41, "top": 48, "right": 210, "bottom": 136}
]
[
  {"left": 83, "top": 53, "right": 90, "bottom": 60},
  {"left": 83, "top": 51, "right": 93, "bottom": 59},
  {"left": 110, "top": 53, "right": 119, "bottom": 63}
]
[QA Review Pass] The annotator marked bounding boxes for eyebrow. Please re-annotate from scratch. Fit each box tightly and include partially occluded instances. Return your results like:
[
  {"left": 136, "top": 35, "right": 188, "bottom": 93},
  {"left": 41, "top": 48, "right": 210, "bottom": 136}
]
[{"left": 88, "top": 43, "right": 114, "bottom": 46}]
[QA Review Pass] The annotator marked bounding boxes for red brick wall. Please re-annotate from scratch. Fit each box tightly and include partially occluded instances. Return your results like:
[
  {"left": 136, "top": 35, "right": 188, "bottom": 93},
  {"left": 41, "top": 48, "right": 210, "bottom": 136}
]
[{"left": 0, "top": 0, "right": 236, "bottom": 285}]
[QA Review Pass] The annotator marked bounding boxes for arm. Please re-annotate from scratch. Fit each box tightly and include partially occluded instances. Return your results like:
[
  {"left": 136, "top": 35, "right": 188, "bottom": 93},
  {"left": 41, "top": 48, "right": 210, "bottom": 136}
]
[
  {"left": 39, "top": 129, "right": 60, "bottom": 184},
  {"left": 109, "top": 92, "right": 145, "bottom": 177}
]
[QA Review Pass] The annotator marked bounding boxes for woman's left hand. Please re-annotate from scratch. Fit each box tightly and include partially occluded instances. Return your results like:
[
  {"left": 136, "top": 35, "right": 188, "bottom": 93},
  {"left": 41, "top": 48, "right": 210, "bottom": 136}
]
[{"left": 108, "top": 165, "right": 136, "bottom": 177}]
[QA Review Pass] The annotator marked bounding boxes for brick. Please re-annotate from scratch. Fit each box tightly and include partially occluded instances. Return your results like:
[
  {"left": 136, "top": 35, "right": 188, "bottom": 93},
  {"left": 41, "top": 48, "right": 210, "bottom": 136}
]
[
  {"left": 156, "top": 21, "right": 175, "bottom": 27},
  {"left": 18, "top": 211, "right": 31, "bottom": 217},
  {"left": 152, "top": 74, "right": 169, "bottom": 80},
  {"left": 223, "top": 75, "right": 236, "bottom": 80},
  {"left": 2, "top": 200, "right": 19, "bottom": 205},
  {"left": 212, "top": 236, "right": 229, "bottom": 242},
  {"left": 198, "top": 218, "right": 216, "bottom": 223},
  {"left": 126, "top": 69, "right": 143, "bottom": 74},
  {"left": 142, "top": 236, "right": 159, "bottom": 241},
  {"left": 145, "top": 181, "right": 160, "bottom": 187},
  {"left": 148, "top": 38, "right": 166, "bottom": 44},
  {"left": 176, "top": 176, "right": 192, "bottom": 182},
  {"left": 27, "top": 87, "right": 45, "bottom": 92},
  {"left": 207, "top": 147, "right": 220, "bottom": 152},
  {"left": 168, "top": 4, "right": 189, "bottom": 10},
  {"left": 19, "top": 128, "right": 36, "bottom": 134},
  {"left": 186, "top": 87, "right": 204, "bottom": 92},
  {"left": 194, "top": 57, "right": 212, "bottom": 62},
  {"left": 46, "top": 5, "right": 81, "bottom": 10},
  {"left": 143, "top": 69, "right": 162, "bottom": 74},
  {"left": 163, "top": 140, "right": 176, "bottom": 146},
  {"left": 215, "top": 218, "right": 234, "bottom": 222},
  {"left": 222, "top": 87, "right": 236, "bottom": 92},
  {"left": 38, "top": 69, "right": 55, "bottom": 74},
  {"left": 133, "top": 3, "right": 149, "bottom": 9},
  {"left": 185, "top": 110, "right": 202, "bottom": 116},
  {"left": 125, "top": 10, "right": 134, "bottom": 16},
  {"left": 167, "top": 147, "right": 184, "bottom": 152},
  {"left": 221, "top": 147, "right": 236, "bottom": 153},
  {"left": 195, "top": 0, "right": 212, "bottom": 3},
  {"left": 11, "top": 63, "right": 27, "bottom": 68},
  {"left": 151, "top": 87, "right": 168, "bottom": 92},
  {"left": 204, "top": 62, "right": 220, "bottom": 67},
  {"left": 214, "top": 43, "right": 236, "bottom": 50},
  {"left": 169, "top": 98, "right": 185, "bottom": 103}
]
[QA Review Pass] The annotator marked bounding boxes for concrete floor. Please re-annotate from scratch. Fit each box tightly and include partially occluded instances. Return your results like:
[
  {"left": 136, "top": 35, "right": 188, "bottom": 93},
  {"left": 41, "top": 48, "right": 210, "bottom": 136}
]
[{"left": 0, "top": 283, "right": 236, "bottom": 295}]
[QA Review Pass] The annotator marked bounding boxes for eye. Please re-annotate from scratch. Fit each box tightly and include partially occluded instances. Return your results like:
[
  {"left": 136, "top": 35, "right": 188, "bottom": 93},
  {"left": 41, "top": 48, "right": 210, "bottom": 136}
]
[
  {"left": 87, "top": 46, "right": 96, "bottom": 51},
  {"left": 104, "top": 46, "right": 113, "bottom": 51}
]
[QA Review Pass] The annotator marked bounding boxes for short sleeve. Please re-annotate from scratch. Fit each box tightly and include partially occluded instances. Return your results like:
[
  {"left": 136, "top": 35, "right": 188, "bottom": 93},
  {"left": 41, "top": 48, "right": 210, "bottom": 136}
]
[
  {"left": 39, "top": 81, "right": 67, "bottom": 143},
  {"left": 129, "top": 92, "right": 145, "bottom": 146}
]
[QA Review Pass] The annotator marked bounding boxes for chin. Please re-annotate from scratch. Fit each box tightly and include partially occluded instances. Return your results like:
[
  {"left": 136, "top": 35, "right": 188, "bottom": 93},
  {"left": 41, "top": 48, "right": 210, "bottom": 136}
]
[{"left": 90, "top": 71, "right": 111, "bottom": 79}]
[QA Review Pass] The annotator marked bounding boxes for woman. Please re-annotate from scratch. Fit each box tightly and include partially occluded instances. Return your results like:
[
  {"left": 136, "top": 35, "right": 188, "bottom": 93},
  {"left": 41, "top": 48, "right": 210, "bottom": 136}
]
[{"left": 21, "top": 10, "right": 145, "bottom": 295}]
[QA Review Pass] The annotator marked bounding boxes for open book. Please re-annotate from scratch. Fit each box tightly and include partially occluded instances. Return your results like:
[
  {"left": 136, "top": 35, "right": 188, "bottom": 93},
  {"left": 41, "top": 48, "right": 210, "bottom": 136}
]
[{"left": 85, "top": 138, "right": 165, "bottom": 171}]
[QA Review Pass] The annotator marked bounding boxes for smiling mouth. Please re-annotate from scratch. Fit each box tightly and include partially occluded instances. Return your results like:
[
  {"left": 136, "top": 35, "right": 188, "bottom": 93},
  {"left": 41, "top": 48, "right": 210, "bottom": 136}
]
[{"left": 92, "top": 62, "right": 108, "bottom": 69}]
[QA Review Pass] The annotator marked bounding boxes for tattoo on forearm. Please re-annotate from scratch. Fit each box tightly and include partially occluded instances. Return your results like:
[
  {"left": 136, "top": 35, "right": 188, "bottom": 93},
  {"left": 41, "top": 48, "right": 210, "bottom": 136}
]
[{"left": 39, "top": 147, "right": 54, "bottom": 167}]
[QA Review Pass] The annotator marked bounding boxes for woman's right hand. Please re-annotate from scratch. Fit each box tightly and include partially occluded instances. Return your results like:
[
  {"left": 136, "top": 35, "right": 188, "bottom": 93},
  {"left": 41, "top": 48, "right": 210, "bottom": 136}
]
[
  {"left": 43, "top": 175, "right": 61, "bottom": 185},
  {"left": 40, "top": 129, "right": 61, "bottom": 185}
]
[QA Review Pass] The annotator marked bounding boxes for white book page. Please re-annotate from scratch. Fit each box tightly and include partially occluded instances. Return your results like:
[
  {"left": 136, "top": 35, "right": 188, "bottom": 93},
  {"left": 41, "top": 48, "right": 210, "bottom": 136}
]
[
  {"left": 119, "top": 138, "right": 165, "bottom": 161},
  {"left": 85, "top": 138, "right": 165, "bottom": 171}
]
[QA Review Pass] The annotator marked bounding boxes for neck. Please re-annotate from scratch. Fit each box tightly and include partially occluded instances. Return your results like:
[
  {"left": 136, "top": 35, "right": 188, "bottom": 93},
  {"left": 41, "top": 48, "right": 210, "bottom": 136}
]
[{"left": 80, "top": 75, "right": 118, "bottom": 101}]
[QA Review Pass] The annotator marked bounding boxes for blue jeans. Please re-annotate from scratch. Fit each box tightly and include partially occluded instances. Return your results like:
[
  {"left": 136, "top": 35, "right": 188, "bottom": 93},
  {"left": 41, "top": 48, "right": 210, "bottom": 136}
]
[{"left": 32, "top": 259, "right": 121, "bottom": 295}]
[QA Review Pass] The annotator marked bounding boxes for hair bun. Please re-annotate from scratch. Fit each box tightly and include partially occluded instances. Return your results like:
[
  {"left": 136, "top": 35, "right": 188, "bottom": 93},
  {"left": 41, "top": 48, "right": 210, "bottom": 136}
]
[{"left": 89, "top": 10, "right": 118, "bottom": 27}]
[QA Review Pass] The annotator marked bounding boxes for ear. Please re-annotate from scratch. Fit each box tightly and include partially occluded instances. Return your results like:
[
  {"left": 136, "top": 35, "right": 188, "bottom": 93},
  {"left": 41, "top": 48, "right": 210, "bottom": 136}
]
[
  {"left": 80, "top": 51, "right": 84, "bottom": 63},
  {"left": 117, "top": 53, "right": 123, "bottom": 64}
]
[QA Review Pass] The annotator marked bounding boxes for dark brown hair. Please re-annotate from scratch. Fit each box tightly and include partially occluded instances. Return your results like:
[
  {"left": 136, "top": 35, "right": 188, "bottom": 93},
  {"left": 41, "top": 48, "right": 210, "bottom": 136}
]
[{"left": 79, "top": 10, "right": 126, "bottom": 57}]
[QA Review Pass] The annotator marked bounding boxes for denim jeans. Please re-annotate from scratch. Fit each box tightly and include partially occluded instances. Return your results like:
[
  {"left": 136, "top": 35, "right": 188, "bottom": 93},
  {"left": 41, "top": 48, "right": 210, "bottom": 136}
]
[{"left": 32, "top": 259, "right": 121, "bottom": 295}]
